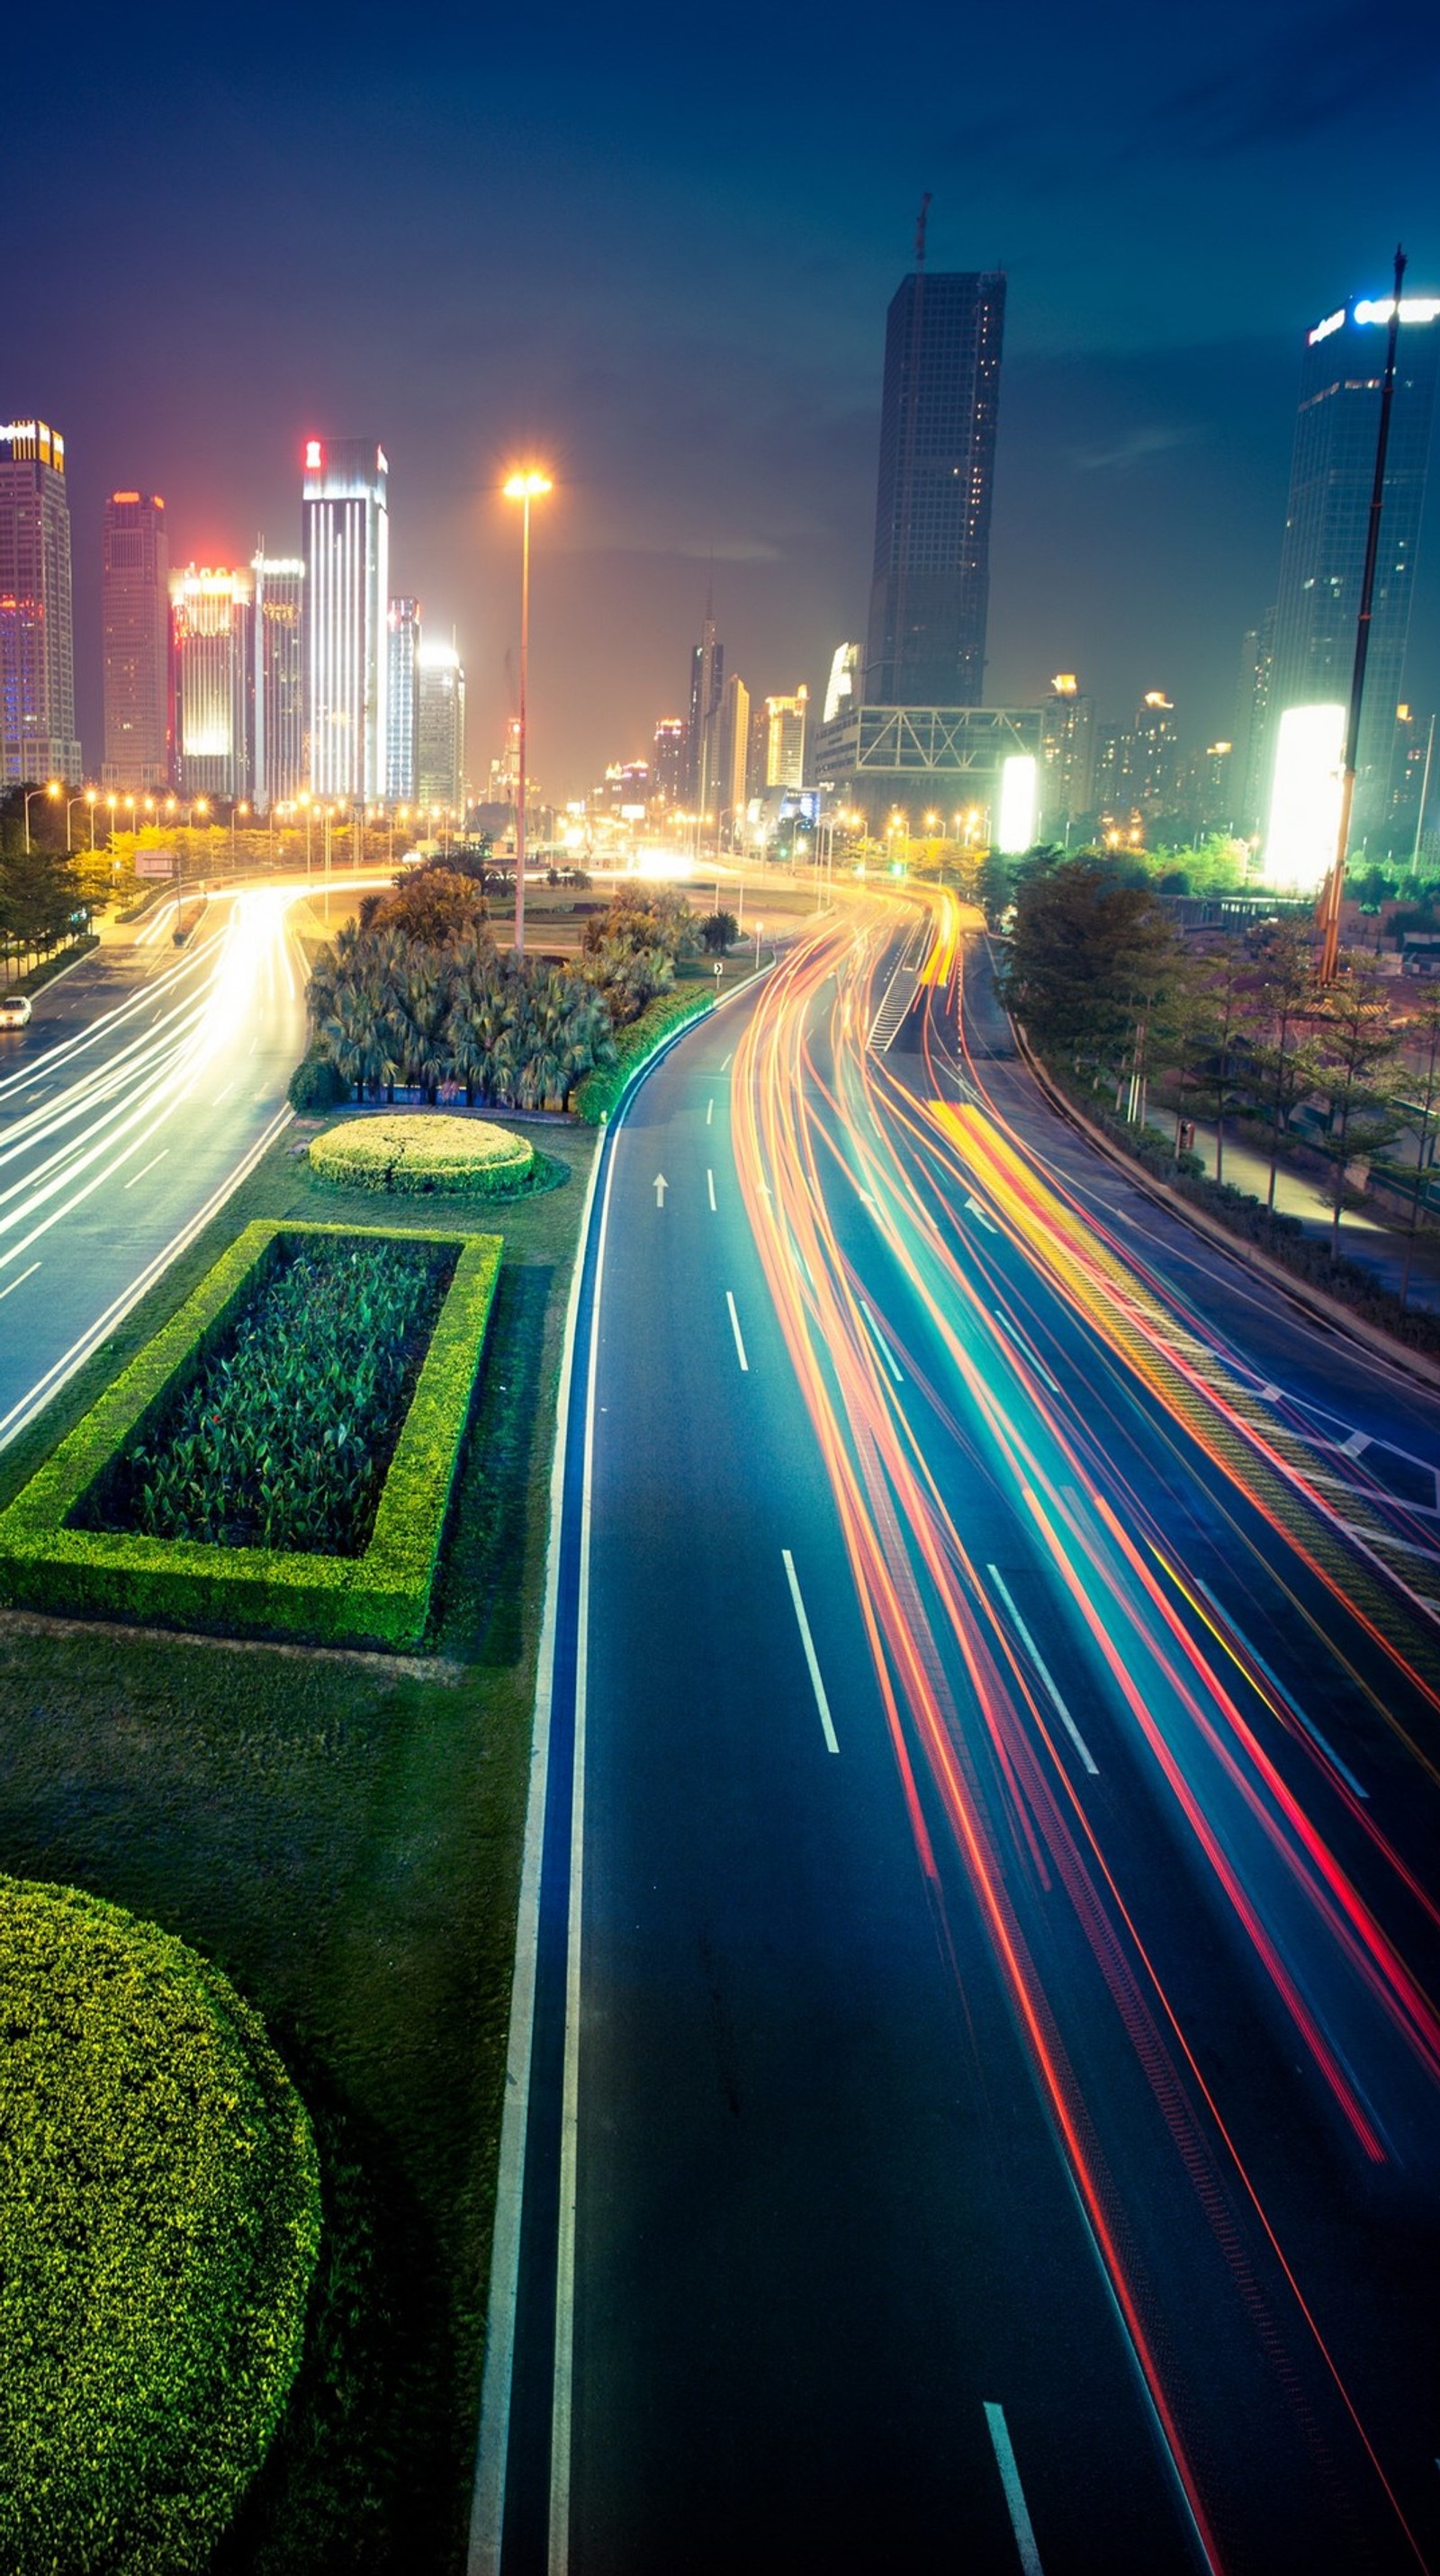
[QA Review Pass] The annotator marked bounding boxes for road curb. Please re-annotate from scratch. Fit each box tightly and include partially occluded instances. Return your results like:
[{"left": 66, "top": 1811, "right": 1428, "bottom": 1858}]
[{"left": 1010, "top": 1015, "right": 1440, "bottom": 1397}]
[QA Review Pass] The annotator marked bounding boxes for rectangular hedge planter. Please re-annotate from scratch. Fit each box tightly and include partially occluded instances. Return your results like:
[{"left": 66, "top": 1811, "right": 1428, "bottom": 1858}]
[{"left": 0, "top": 1219, "right": 501, "bottom": 1652}]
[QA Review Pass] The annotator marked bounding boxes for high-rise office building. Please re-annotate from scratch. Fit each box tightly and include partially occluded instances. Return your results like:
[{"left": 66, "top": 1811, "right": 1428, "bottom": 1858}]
[
  {"left": 1039, "top": 675, "right": 1096, "bottom": 835},
  {"left": 716, "top": 672, "right": 751, "bottom": 823},
  {"left": 1132, "top": 690, "right": 1181, "bottom": 816},
  {"left": 415, "top": 638, "right": 464, "bottom": 810},
  {"left": 865, "top": 268, "right": 1006, "bottom": 707},
  {"left": 0, "top": 420, "right": 81, "bottom": 786},
  {"left": 686, "top": 605, "right": 724, "bottom": 812},
  {"left": 764, "top": 687, "right": 808, "bottom": 788},
  {"left": 103, "top": 492, "right": 170, "bottom": 789},
  {"left": 252, "top": 554, "right": 305, "bottom": 810},
  {"left": 823, "top": 642, "right": 860, "bottom": 726},
  {"left": 170, "top": 565, "right": 253, "bottom": 800},
  {"left": 1261, "top": 288, "right": 1440, "bottom": 853},
  {"left": 302, "top": 437, "right": 389, "bottom": 802},
  {"left": 386, "top": 597, "right": 419, "bottom": 801},
  {"left": 652, "top": 716, "right": 686, "bottom": 808}
]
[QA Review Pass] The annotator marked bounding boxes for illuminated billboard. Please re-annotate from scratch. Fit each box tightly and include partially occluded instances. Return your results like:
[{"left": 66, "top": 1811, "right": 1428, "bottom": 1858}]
[
  {"left": 1263, "top": 704, "right": 1345, "bottom": 889},
  {"left": 997, "top": 753, "right": 1038, "bottom": 855}
]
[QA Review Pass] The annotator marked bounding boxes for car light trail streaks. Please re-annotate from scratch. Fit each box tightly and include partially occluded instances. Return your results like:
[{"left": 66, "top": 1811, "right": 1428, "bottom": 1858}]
[{"left": 731, "top": 900, "right": 1437, "bottom": 2571}]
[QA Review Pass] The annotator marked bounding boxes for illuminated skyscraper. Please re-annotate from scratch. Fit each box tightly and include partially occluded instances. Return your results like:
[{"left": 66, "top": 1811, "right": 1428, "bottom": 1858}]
[
  {"left": 652, "top": 716, "right": 685, "bottom": 808},
  {"left": 1262, "top": 289, "right": 1440, "bottom": 852},
  {"left": 415, "top": 637, "right": 464, "bottom": 810},
  {"left": 1039, "top": 674, "right": 1095, "bottom": 835},
  {"left": 170, "top": 566, "right": 252, "bottom": 799},
  {"left": 764, "top": 687, "right": 808, "bottom": 788},
  {"left": 685, "top": 604, "right": 724, "bottom": 812},
  {"left": 865, "top": 268, "right": 1005, "bottom": 707},
  {"left": 0, "top": 420, "right": 81, "bottom": 785},
  {"left": 251, "top": 555, "right": 305, "bottom": 810},
  {"left": 302, "top": 437, "right": 389, "bottom": 801},
  {"left": 103, "top": 492, "right": 170, "bottom": 789},
  {"left": 386, "top": 597, "right": 419, "bottom": 802},
  {"left": 716, "top": 672, "right": 751, "bottom": 824}
]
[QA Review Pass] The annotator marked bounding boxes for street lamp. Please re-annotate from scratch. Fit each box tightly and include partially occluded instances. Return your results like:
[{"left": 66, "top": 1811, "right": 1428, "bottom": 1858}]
[
  {"left": 84, "top": 788, "right": 98, "bottom": 849},
  {"left": 22, "top": 780, "right": 60, "bottom": 852},
  {"left": 503, "top": 466, "right": 553, "bottom": 959},
  {"left": 62, "top": 793, "right": 89, "bottom": 852}
]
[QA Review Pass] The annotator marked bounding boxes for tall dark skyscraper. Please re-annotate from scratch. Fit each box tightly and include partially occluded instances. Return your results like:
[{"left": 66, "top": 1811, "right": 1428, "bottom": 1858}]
[
  {"left": 1261, "top": 288, "right": 1440, "bottom": 852},
  {"left": 864, "top": 267, "right": 1005, "bottom": 708},
  {"left": 685, "top": 601, "right": 724, "bottom": 812},
  {"left": 103, "top": 492, "right": 170, "bottom": 790}
]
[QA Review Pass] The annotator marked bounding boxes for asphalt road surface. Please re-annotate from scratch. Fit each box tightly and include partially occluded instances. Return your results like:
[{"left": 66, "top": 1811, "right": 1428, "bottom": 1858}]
[{"left": 486, "top": 893, "right": 1440, "bottom": 2576}]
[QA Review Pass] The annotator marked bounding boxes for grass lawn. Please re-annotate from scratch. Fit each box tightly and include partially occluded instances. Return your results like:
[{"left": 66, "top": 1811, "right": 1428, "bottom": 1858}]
[{"left": 0, "top": 1110, "right": 597, "bottom": 2572}]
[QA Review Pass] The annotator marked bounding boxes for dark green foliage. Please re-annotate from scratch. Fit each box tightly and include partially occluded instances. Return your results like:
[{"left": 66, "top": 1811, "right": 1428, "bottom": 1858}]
[
  {"left": 699, "top": 910, "right": 739, "bottom": 955},
  {"left": 1004, "top": 859, "right": 1181, "bottom": 1063},
  {"left": 0, "top": 1222, "right": 500, "bottom": 1648},
  {"left": 288, "top": 1053, "right": 348, "bottom": 1113},
  {"left": 308, "top": 915, "right": 615, "bottom": 1111},
  {"left": 88, "top": 1235, "right": 451, "bottom": 1556},
  {"left": 0, "top": 1875, "right": 320, "bottom": 2574},
  {"left": 572, "top": 984, "right": 715, "bottom": 1124}
]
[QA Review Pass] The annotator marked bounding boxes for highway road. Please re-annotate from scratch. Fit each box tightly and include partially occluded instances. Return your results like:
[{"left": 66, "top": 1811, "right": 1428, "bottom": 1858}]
[
  {"left": 0, "top": 879, "right": 392, "bottom": 1452},
  {"left": 482, "top": 893, "right": 1440, "bottom": 2575}
]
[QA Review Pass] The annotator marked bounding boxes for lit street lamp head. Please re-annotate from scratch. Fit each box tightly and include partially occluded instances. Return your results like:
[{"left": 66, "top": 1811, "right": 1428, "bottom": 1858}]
[{"left": 503, "top": 469, "right": 553, "bottom": 501}]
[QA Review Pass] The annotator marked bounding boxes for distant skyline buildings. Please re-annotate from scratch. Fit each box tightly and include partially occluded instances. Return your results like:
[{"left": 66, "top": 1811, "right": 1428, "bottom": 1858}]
[
  {"left": 386, "top": 597, "right": 420, "bottom": 803},
  {"left": 102, "top": 492, "right": 170, "bottom": 790},
  {"left": 252, "top": 553, "right": 305, "bottom": 810},
  {"left": 1258, "top": 290, "right": 1440, "bottom": 856},
  {"left": 415, "top": 636, "right": 464, "bottom": 810},
  {"left": 0, "top": 420, "right": 81, "bottom": 788},
  {"left": 686, "top": 604, "right": 723, "bottom": 812},
  {"left": 170, "top": 564, "right": 252, "bottom": 800},
  {"left": 864, "top": 267, "right": 1006, "bottom": 710},
  {"left": 764, "top": 687, "right": 807, "bottom": 789},
  {"left": 302, "top": 437, "right": 389, "bottom": 803}
]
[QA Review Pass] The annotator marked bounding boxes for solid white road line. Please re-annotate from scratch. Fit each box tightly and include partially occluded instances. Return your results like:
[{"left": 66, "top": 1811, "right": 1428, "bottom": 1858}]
[
  {"left": 782, "top": 1549, "right": 840, "bottom": 1754},
  {"left": 859, "top": 1297, "right": 904, "bottom": 1385},
  {"left": 123, "top": 1149, "right": 169, "bottom": 1189},
  {"left": 0, "top": 1261, "right": 40, "bottom": 1303},
  {"left": 726, "top": 1288, "right": 749, "bottom": 1372},
  {"left": 983, "top": 2401, "right": 1045, "bottom": 2575},
  {"left": 706, "top": 1168, "right": 716, "bottom": 1212},
  {"left": 986, "top": 1566, "right": 1099, "bottom": 1776}
]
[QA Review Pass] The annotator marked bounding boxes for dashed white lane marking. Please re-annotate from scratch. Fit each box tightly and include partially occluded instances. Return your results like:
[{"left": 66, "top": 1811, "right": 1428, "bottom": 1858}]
[
  {"left": 706, "top": 1097, "right": 714, "bottom": 1125},
  {"left": 983, "top": 2401, "right": 1045, "bottom": 2575},
  {"left": 725, "top": 1290, "right": 749, "bottom": 1372},
  {"left": 993, "top": 1306, "right": 1061, "bottom": 1395},
  {"left": 707, "top": 1168, "right": 716, "bottom": 1212},
  {"left": 0, "top": 1261, "right": 40, "bottom": 1303},
  {"left": 123, "top": 1149, "right": 169, "bottom": 1189},
  {"left": 986, "top": 1566, "right": 1099, "bottom": 1776},
  {"left": 781, "top": 1549, "right": 840, "bottom": 1754},
  {"left": 859, "top": 1297, "right": 904, "bottom": 1385}
]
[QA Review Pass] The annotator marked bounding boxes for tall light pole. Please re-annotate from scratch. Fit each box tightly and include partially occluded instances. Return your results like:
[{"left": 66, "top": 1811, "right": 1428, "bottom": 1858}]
[
  {"left": 22, "top": 780, "right": 60, "bottom": 852},
  {"left": 503, "top": 468, "right": 552, "bottom": 960}
]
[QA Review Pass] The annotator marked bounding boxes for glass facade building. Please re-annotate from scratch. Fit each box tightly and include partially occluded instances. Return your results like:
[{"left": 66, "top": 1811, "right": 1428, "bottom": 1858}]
[
  {"left": 170, "top": 565, "right": 252, "bottom": 800},
  {"left": 103, "top": 492, "right": 170, "bottom": 789},
  {"left": 864, "top": 271, "right": 1006, "bottom": 708},
  {"left": 252, "top": 555, "right": 305, "bottom": 810},
  {"left": 386, "top": 597, "right": 419, "bottom": 802},
  {"left": 302, "top": 438, "right": 389, "bottom": 802},
  {"left": 0, "top": 420, "right": 81, "bottom": 786},
  {"left": 1264, "top": 293, "right": 1440, "bottom": 854},
  {"left": 415, "top": 637, "right": 464, "bottom": 810}
]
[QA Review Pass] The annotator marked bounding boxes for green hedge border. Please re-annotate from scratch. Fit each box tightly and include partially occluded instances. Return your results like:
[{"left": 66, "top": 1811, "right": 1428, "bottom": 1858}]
[
  {"left": 572, "top": 983, "right": 715, "bottom": 1124},
  {"left": 0, "top": 1220, "right": 500, "bottom": 1651}
]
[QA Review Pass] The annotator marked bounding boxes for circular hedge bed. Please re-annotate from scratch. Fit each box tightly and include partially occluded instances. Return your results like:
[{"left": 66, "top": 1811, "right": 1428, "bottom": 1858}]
[
  {"left": 0, "top": 1878, "right": 321, "bottom": 2574},
  {"left": 308, "top": 1111, "right": 536, "bottom": 1196}
]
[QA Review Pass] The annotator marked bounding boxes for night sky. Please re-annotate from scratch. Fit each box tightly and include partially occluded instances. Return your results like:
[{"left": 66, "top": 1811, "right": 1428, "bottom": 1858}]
[{"left": 16, "top": 0, "right": 1440, "bottom": 802}]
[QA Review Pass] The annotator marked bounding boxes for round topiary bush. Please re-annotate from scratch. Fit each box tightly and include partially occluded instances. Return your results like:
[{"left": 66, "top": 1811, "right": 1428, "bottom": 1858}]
[
  {"left": 308, "top": 1111, "right": 536, "bottom": 1196},
  {"left": 0, "top": 1877, "right": 321, "bottom": 2574}
]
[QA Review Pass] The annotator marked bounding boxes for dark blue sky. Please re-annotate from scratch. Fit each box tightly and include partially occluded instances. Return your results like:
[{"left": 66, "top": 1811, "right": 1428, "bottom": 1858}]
[{"left": 17, "top": 0, "right": 1440, "bottom": 798}]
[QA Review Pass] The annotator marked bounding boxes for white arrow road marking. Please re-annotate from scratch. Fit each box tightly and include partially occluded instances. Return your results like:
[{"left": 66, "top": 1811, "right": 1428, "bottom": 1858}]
[
  {"left": 965, "top": 1193, "right": 998, "bottom": 1232},
  {"left": 782, "top": 1549, "right": 839, "bottom": 1753},
  {"left": 653, "top": 1172, "right": 668, "bottom": 1207},
  {"left": 725, "top": 1289, "right": 749, "bottom": 1372}
]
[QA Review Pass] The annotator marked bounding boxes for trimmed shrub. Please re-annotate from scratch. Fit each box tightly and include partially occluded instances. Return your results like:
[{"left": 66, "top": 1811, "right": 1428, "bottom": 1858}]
[
  {"left": 308, "top": 1111, "right": 535, "bottom": 1196},
  {"left": 287, "top": 1054, "right": 348, "bottom": 1114},
  {"left": 0, "top": 1876, "right": 320, "bottom": 2574},
  {"left": 572, "top": 985, "right": 714, "bottom": 1124},
  {"left": 0, "top": 1221, "right": 501, "bottom": 1650}
]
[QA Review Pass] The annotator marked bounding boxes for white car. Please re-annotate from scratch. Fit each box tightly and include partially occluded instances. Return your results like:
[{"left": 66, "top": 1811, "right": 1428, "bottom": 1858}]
[{"left": 0, "top": 993, "right": 32, "bottom": 1029}]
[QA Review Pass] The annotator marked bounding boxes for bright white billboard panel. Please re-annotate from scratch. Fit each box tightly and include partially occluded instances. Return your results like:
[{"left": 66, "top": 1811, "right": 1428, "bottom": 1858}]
[
  {"left": 997, "top": 754, "right": 1038, "bottom": 856},
  {"left": 1264, "top": 705, "right": 1345, "bottom": 890}
]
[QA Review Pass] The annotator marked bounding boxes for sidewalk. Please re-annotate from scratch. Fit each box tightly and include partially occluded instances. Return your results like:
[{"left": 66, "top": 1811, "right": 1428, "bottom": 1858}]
[{"left": 1145, "top": 1108, "right": 1440, "bottom": 1314}]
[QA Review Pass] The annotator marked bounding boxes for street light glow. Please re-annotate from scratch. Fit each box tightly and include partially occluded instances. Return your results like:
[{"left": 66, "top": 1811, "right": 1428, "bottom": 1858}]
[{"left": 503, "top": 469, "right": 554, "bottom": 500}]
